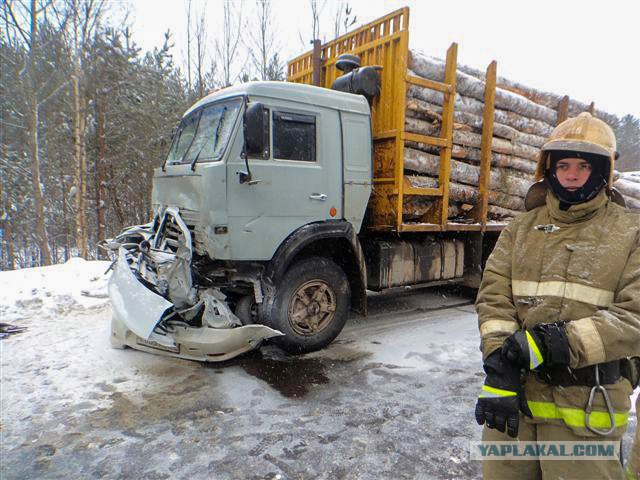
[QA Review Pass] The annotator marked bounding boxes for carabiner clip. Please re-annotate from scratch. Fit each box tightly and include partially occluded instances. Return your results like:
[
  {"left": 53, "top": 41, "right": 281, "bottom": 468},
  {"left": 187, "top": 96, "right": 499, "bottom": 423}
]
[{"left": 585, "top": 365, "right": 616, "bottom": 436}]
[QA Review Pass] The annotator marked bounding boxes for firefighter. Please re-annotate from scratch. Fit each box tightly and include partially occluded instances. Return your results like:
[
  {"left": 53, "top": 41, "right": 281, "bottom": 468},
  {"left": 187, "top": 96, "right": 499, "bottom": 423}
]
[
  {"left": 627, "top": 395, "right": 640, "bottom": 480},
  {"left": 474, "top": 112, "right": 640, "bottom": 479}
]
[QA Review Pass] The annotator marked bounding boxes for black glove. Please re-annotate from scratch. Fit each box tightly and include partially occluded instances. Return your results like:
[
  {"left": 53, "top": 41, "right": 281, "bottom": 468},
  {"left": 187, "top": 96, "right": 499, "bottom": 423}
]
[
  {"left": 501, "top": 322, "right": 570, "bottom": 371},
  {"left": 475, "top": 350, "right": 532, "bottom": 438}
]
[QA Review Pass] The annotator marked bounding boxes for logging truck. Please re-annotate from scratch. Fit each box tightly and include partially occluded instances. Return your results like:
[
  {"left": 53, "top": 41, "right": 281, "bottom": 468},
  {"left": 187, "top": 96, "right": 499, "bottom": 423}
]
[{"left": 106, "top": 7, "right": 603, "bottom": 361}]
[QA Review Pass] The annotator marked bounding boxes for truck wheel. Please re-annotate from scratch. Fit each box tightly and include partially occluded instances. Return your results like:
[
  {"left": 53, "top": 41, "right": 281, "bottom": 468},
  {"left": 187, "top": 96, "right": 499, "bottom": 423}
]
[{"left": 267, "top": 256, "right": 350, "bottom": 354}]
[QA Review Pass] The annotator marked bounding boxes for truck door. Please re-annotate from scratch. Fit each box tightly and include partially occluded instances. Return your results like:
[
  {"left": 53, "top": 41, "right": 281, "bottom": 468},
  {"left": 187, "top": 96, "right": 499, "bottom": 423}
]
[{"left": 226, "top": 104, "right": 342, "bottom": 260}]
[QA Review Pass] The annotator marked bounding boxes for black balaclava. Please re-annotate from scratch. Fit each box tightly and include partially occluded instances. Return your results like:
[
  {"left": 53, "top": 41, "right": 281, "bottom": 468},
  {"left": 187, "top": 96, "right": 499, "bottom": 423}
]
[{"left": 545, "top": 150, "right": 609, "bottom": 210}]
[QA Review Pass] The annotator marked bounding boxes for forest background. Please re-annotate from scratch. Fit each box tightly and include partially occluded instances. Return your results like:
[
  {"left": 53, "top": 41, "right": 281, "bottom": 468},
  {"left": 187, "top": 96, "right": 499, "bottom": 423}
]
[{"left": 1, "top": 0, "right": 639, "bottom": 270}]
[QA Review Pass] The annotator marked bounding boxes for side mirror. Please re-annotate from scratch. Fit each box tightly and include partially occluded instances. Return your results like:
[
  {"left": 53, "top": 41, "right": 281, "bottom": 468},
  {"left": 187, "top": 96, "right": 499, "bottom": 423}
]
[{"left": 243, "top": 102, "right": 269, "bottom": 159}]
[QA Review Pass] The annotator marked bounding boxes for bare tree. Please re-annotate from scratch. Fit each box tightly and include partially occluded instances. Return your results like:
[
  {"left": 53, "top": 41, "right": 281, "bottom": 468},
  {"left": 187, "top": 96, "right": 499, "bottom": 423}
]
[
  {"left": 247, "top": 0, "right": 277, "bottom": 81},
  {"left": 215, "top": 0, "right": 243, "bottom": 86},
  {"left": 1, "top": 3, "right": 190, "bottom": 269},
  {"left": 310, "top": 0, "right": 326, "bottom": 41},
  {"left": 1, "top": 0, "right": 70, "bottom": 265},
  {"left": 67, "top": 0, "right": 105, "bottom": 259},
  {"left": 297, "top": 0, "right": 326, "bottom": 50},
  {"left": 194, "top": 11, "right": 207, "bottom": 97},
  {"left": 185, "top": 0, "right": 192, "bottom": 92},
  {"left": 332, "top": 1, "right": 356, "bottom": 38},
  {"left": 0, "top": 150, "right": 15, "bottom": 269}
]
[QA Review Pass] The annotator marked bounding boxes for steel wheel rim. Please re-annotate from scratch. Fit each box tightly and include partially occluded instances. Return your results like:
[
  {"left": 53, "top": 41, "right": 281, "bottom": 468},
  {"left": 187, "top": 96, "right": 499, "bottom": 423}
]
[{"left": 287, "top": 279, "right": 337, "bottom": 336}]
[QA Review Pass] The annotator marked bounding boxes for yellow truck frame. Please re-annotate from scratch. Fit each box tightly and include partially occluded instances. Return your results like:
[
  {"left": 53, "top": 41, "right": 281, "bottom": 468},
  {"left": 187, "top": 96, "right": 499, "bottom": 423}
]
[{"left": 287, "top": 7, "right": 502, "bottom": 234}]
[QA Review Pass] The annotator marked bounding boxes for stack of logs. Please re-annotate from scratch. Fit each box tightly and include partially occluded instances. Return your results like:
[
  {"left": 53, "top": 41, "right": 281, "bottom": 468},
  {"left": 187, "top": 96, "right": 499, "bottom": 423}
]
[
  {"left": 613, "top": 172, "right": 640, "bottom": 210},
  {"left": 403, "top": 50, "right": 635, "bottom": 222}
]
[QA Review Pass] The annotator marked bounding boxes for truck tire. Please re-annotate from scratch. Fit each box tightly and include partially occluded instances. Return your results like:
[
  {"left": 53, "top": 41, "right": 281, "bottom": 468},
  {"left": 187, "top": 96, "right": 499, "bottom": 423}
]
[
  {"left": 234, "top": 295, "right": 257, "bottom": 325},
  {"left": 266, "top": 256, "right": 350, "bottom": 354}
]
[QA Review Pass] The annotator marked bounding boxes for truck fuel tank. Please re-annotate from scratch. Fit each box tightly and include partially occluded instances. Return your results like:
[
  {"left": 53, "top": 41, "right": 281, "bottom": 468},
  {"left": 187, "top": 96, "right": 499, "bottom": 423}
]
[{"left": 364, "top": 238, "right": 465, "bottom": 291}]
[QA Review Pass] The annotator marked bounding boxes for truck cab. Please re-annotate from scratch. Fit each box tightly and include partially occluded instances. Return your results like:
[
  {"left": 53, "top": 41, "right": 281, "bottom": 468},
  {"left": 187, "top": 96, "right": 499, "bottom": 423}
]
[
  {"left": 157, "top": 81, "right": 372, "bottom": 261},
  {"left": 108, "top": 82, "right": 373, "bottom": 360}
]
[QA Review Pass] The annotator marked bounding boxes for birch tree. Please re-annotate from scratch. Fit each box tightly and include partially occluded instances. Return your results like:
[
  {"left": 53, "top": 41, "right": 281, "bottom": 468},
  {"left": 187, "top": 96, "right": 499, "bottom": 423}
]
[
  {"left": 215, "top": 0, "right": 243, "bottom": 86},
  {"left": 185, "top": 0, "right": 192, "bottom": 93},
  {"left": 247, "top": 0, "right": 277, "bottom": 81},
  {"left": 1, "top": 0, "right": 70, "bottom": 265},
  {"left": 194, "top": 12, "right": 207, "bottom": 97},
  {"left": 66, "top": 0, "right": 104, "bottom": 259}
]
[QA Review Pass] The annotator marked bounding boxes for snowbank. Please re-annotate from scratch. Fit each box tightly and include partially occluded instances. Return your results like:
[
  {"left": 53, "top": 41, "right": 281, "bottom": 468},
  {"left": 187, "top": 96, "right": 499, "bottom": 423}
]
[{"left": 0, "top": 258, "right": 111, "bottom": 324}]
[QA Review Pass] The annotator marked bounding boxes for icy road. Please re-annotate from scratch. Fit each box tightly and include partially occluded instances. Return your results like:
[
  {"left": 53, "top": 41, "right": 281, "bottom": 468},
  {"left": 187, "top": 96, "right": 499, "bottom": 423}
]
[{"left": 1, "top": 259, "right": 637, "bottom": 479}]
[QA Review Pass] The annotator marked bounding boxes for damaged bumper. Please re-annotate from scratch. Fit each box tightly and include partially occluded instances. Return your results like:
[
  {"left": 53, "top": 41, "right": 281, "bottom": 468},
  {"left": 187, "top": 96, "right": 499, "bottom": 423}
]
[{"left": 107, "top": 209, "right": 282, "bottom": 362}]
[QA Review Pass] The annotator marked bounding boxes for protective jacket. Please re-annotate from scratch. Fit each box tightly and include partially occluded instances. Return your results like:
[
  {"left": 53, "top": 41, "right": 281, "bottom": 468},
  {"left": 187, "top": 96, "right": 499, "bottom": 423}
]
[{"left": 476, "top": 187, "right": 640, "bottom": 437}]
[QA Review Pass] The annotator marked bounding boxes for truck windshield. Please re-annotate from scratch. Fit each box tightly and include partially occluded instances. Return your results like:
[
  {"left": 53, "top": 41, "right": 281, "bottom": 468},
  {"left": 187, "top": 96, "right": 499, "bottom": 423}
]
[{"left": 165, "top": 98, "right": 242, "bottom": 165}]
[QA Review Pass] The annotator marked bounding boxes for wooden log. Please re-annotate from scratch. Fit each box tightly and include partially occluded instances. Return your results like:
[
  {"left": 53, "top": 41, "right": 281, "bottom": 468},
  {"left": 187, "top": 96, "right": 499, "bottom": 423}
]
[
  {"left": 487, "top": 204, "right": 519, "bottom": 219},
  {"left": 405, "top": 139, "right": 465, "bottom": 159},
  {"left": 613, "top": 178, "right": 640, "bottom": 199},
  {"left": 454, "top": 129, "right": 540, "bottom": 161},
  {"left": 403, "top": 197, "right": 434, "bottom": 219},
  {"left": 452, "top": 146, "right": 538, "bottom": 174},
  {"left": 406, "top": 97, "right": 443, "bottom": 120},
  {"left": 623, "top": 196, "right": 640, "bottom": 210},
  {"left": 403, "top": 197, "right": 458, "bottom": 219},
  {"left": 455, "top": 61, "right": 563, "bottom": 110},
  {"left": 405, "top": 146, "right": 535, "bottom": 183},
  {"left": 455, "top": 61, "right": 598, "bottom": 116},
  {"left": 404, "top": 147, "right": 532, "bottom": 198},
  {"left": 405, "top": 117, "right": 541, "bottom": 161},
  {"left": 408, "top": 53, "right": 558, "bottom": 124},
  {"left": 406, "top": 116, "right": 541, "bottom": 161},
  {"left": 406, "top": 97, "right": 546, "bottom": 147},
  {"left": 404, "top": 199, "right": 517, "bottom": 221},
  {"left": 404, "top": 115, "right": 444, "bottom": 137},
  {"left": 404, "top": 185, "right": 519, "bottom": 220},
  {"left": 616, "top": 172, "right": 640, "bottom": 184},
  {"left": 407, "top": 85, "right": 554, "bottom": 137},
  {"left": 405, "top": 100, "right": 474, "bottom": 132},
  {"left": 405, "top": 140, "right": 538, "bottom": 175},
  {"left": 405, "top": 107, "right": 474, "bottom": 133},
  {"left": 498, "top": 79, "right": 615, "bottom": 124},
  {"left": 406, "top": 174, "right": 526, "bottom": 211},
  {"left": 412, "top": 51, "right": 618, "bottom": 127},
  {"left": 566, "top": 103, "right": 618, "bottom": 126}
]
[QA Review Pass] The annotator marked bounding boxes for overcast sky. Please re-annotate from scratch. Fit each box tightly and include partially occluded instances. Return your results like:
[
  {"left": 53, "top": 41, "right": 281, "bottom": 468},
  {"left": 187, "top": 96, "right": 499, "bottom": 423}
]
[{"left": 126, "top": 0, "right": 640, "bottom": 118}]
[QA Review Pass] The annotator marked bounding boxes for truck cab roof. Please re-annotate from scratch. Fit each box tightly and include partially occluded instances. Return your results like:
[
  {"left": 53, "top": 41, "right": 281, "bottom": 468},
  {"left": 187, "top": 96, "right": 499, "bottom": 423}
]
[{"left": 184, "top": 81, "right": 371, "bottom": 118}]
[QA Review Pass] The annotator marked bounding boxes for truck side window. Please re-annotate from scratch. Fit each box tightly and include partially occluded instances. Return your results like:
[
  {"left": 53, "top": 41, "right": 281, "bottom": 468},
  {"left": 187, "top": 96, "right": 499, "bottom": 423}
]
[{"left": 273, "top": 112, "right": 316, "bottom": 162}]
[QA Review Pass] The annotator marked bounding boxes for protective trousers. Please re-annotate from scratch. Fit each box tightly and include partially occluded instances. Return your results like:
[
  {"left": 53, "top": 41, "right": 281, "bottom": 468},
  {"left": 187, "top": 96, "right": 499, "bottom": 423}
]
[
  {"left": 482, "top": 414, "right": 625, "bottom": 480},
  {"left": 627, "top": 395, "right": 640, "bottom": 480}
]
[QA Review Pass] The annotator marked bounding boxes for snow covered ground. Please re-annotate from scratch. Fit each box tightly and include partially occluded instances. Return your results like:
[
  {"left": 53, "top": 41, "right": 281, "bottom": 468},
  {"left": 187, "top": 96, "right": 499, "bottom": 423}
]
[
  {"left": 0, "top": 258, "right": 111, "bottom": 325},
  {"left": 0, "top": 260, "right": 637, "bottom": 479}
]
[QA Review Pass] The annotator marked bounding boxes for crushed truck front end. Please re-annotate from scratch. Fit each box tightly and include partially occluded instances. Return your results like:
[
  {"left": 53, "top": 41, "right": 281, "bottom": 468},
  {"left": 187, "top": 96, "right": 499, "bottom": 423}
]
[
  {"left": 106, "top": 86, "right": 285, "bottom": 362},
  {"left": 107, "top": 207, "right": 283, "bottom": 362}
]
